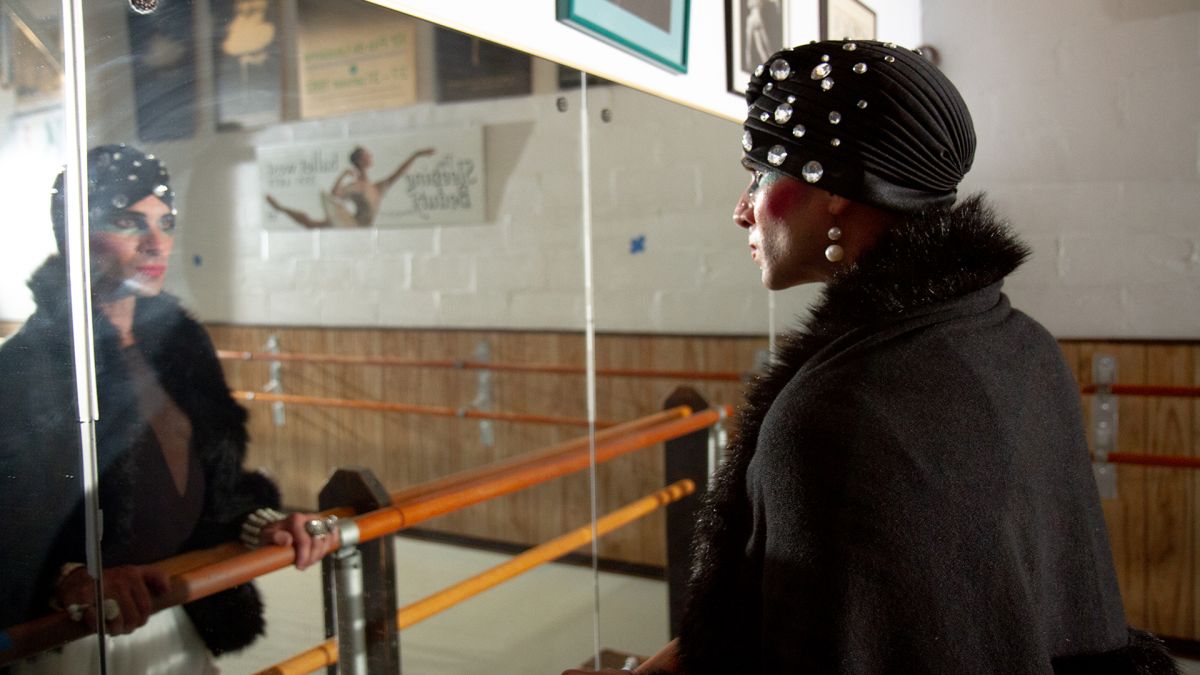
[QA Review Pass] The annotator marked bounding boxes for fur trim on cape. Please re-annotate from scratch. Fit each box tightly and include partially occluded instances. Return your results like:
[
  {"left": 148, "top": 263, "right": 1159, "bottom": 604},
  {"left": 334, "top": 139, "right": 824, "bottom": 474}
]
[{"left": 20, "top": 255, "right": 277, "bottom": 654}]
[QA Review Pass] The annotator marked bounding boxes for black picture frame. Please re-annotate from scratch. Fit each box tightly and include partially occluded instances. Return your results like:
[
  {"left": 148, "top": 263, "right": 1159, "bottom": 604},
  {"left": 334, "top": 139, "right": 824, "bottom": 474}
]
[
  {"left": 726, "top": 0, "right": 786, "bottom": 95},
  {"left": 434, "top": 27, "right": 532, "bottom": 103}
]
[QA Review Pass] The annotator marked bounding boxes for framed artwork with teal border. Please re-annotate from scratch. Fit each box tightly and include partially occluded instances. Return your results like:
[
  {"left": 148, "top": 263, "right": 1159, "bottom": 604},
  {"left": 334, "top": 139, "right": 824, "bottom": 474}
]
[{"left": 557, "top": 0, "right": 690, "bottom": 73}]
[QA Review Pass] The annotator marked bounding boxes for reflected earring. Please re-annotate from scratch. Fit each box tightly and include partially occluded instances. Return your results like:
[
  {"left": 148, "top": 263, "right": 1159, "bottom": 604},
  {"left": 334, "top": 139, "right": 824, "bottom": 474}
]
[{"left": 825, "top": 224, "right": 844, "bottom": 263}]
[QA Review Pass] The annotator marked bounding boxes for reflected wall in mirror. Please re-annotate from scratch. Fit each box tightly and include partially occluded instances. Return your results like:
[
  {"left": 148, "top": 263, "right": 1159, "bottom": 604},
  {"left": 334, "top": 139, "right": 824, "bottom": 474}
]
[{"left": 1, "top": 0, "right": 598, "bottom": 672}]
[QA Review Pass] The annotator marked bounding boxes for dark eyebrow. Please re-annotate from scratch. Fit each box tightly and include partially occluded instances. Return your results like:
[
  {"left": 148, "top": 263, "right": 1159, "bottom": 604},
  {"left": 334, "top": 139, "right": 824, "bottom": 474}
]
[{"left": 111, "top": 210, "right": 148, "bottom": 223}]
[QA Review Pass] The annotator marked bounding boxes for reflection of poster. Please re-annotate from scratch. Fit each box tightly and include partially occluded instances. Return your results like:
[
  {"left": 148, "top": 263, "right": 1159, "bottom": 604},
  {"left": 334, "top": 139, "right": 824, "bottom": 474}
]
[
  {"left": 434, "top": 28, "right": 531, "bottom": 103},
  {"left": 296, "top": 0, "right": 417, "bottom": 119},
  {"left": 822, "top": 0, "right": 877, "bottom": 40},
  {"left": 257, "top": 128, "right": 485, "bottom": 229},
  {"left": 127, "top": 0, "right": 197, "bottom": 141},
  {"left": 212, "top": 0, "right": 282, "bottom": 129},
  {"left": 727, "top": 0, "right": 785, "bottom": 94}
]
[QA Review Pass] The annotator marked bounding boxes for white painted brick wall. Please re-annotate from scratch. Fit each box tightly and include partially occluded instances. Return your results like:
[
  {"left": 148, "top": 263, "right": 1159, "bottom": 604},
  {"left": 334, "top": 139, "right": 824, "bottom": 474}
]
[
  {"left": 929, "top": 0, "right": 1200, "bottom": 337},
  {"left": 7, "top": 2, "right": 1192, "bottom": 340}
]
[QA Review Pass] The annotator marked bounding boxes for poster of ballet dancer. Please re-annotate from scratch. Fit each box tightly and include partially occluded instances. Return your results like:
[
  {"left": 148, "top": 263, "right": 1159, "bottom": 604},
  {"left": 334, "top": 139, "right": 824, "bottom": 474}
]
[
  {"left": 211, "top": 0, "right": 282, "bottom": 130},
  {"left": 296, "top": 0, "right": 417, "bottom": 119},
  {"left": 726, "top": 0, "right": 787, "bottom": 94},
  {"left": 257, "top": 128, "right": 485, "bottom": 230}
]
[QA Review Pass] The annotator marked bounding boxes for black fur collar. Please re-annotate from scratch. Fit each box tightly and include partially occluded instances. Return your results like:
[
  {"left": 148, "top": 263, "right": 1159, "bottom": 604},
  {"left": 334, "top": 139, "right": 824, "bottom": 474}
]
[{"left": 679, "top": 195, "right": 1029, "bottom": 672}]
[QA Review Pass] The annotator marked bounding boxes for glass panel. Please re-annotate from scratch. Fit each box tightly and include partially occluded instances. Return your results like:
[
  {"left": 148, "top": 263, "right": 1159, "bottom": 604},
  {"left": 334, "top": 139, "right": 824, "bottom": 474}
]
[
  {"left": 24, "top": 0, "right": 594, "bottom": 673},
  {"left": 0, "top": 0, "right": 106, "bottom": 670},
  {"left": 580, "top": 76, "right": 785, "bottom": 669}
]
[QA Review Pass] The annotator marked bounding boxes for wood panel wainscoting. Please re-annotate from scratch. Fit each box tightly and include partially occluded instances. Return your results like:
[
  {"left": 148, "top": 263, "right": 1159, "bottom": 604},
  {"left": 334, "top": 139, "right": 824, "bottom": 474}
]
[{"left": 1, "top": 319, "right": 1196, "bottom": 641}]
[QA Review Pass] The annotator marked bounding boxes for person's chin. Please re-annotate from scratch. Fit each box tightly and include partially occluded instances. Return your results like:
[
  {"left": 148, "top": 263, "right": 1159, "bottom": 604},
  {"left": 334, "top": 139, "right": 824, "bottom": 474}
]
[{"left": 123, "top": 276, "right": 166, "bottom": 297}]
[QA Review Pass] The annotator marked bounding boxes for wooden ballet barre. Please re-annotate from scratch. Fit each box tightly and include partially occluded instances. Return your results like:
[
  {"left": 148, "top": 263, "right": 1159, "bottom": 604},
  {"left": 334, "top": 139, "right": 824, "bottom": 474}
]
[
  {"left": 0, "top": 408, "right": 725, "bottom": 666},
  {"left": 1080, "top": 384, "right": 1200, "bottom": 398},
  {"left": 0, "top": 506, "right": 355, "bottom": 666},
  {"left": 387, "top": 406, "right": 695, "bottom": 504},
  {"left": 346, "top": 408, "right": 726, "bottom": 542},
  {"left": 1102, "top": 452, "right": 1200, "bottom": 470},
  {"left": 259, "top": 479, "right": 697, "bottom": 675},
  {"left": 217, "top": 349, "right": 746, "bottom": 382},
  {"left": 231, "top": 390, "right": 618, "bottom": 429}
]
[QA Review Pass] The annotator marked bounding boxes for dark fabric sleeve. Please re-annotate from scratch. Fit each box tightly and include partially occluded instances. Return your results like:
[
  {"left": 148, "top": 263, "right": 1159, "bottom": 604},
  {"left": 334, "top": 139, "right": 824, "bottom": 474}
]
[{"left": 0, "top": 334, "right": 87, "bottom": 630}]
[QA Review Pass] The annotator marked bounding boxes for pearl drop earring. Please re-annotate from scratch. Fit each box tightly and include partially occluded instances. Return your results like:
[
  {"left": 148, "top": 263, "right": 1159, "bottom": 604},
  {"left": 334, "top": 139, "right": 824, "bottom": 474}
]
[{"left": 825, "top": 225, "right": 844, "bottom": 262}]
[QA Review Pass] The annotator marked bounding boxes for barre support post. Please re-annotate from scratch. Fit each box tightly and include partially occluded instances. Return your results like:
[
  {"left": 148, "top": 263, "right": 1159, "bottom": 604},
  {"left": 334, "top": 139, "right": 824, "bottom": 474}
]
[
  {"left": 319, "top": 467, "right": 400, "bottom": 674},
  {"left": 1091, "top": 354, "right": 1119, "bottom": 500},
  {"left": 663, "top": 387, "right": 711, "bottom": 638}
]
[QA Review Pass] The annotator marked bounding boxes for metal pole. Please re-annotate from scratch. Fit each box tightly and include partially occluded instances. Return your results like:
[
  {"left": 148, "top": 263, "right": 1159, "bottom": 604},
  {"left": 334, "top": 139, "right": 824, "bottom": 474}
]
[
  {"left": 319, "top": 467, "right": 401, "bottom": 673},
  {"left": 59, "top": 0, "right": 110, "bottom": 667},
  {"left": 333, "top": 520, "right": 367, "bottom": 675}
]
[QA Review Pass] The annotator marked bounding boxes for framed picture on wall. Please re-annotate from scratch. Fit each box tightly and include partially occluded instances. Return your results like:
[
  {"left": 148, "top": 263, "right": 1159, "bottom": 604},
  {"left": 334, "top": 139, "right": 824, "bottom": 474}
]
[
  {"left": 726, "top": 0, "right": 787, "bottom": 95},
  {"left": 211, "top": 0, "right": 284, "bottom": 130},
  {"left": 821, "top": 0, "right": 876, "bottom": 41},
  {"left": 435, "top": 27, "right": 532, "bottom": 103},
  {"left": 557, "top": 0, "right": 690, "bottom": 73}
]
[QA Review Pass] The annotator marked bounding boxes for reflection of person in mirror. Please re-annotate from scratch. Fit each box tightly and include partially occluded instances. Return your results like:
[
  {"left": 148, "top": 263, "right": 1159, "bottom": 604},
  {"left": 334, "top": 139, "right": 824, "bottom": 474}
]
[
  {"left": 743, "top": 0, "right": 780, "bottom": 70},
  {"left": 265, "top": 146, "right": 434, "bottom": 228},
  {"left": 565, "top": 41, "right": 1176, "bottom": 675},
  {"left": 0, "top": 145, "right": 338, "bottom": 673}
]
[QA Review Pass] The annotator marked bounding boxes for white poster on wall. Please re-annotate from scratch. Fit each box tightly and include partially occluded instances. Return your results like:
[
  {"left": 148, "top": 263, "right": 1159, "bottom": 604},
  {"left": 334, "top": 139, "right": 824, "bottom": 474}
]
[{"left": 257, "top": 127, "right": 485, "bottom": 229}]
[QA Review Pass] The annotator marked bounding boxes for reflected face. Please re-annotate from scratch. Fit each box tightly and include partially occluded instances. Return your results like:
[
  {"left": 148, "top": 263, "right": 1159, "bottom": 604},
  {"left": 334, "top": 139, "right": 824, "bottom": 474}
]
[
  {"left": 733, "top": 162, "right": 831, "bottom": 290},
  {"left": 91, "top": 194, "right": 176, "bottom": 297}
]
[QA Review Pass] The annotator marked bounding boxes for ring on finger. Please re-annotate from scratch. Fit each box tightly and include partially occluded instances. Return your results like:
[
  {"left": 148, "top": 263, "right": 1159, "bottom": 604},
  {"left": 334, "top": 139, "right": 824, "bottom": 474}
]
[
  {"left": 103, "top": 598, "right": 121, "bottom": 622},
  {"left": 66, "top": 603, "right": 89, "bottom": 622},
  {"left": 304, "top": 515, "right": 338, "bottom": 539}
]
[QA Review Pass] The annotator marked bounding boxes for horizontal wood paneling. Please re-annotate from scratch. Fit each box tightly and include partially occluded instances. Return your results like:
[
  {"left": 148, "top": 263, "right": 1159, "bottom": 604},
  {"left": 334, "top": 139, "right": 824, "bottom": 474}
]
[{"left": 5, "top": 315, "right": 1198, "bottom": 639}]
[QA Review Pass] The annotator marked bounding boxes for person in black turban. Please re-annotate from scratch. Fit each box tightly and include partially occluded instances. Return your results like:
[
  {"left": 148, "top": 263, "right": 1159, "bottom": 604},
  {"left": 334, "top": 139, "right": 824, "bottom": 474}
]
[
  {"left": 0, "top": 145, "right": 343, "bottom": 671},
  {"left": 564, "top": 40, "right": 1176, "bottom": 675}
]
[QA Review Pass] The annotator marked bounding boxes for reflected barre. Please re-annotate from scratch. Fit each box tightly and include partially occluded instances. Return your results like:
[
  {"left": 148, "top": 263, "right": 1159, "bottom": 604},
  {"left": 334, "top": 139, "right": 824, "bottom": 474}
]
[
  {"left": 231, "top": 390, "right": 618, "bottom": 429},
  {"left": 260, "top": 479, "right": 697, "bottom": 675},
  {"left": 1102, "top": 453, "right": 1200, "bottom": 470},
  {"left": 217, "top": 349, "right": 747, "bottom": 382},
  {"left": 0, "top": 406, "right": 727, "bottom": 666},
  {"left": 1079, "top": 383, "right": 1200, "bottom": 398}
]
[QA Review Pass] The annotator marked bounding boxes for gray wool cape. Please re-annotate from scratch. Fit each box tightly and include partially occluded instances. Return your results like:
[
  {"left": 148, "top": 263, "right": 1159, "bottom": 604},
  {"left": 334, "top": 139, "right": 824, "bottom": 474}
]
[{"left": 676, "top": 196, "right": 1177, "bottom": 674}]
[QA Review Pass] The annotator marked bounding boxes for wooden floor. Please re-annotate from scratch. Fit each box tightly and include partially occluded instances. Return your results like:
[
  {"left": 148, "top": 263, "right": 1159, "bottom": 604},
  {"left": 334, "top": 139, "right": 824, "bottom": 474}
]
[
  {"left": 215, "top": 535, "right": 1200, "bottom": 675},
  {"left": 214, "top": 536, "right": 669, "bottom": 675}
]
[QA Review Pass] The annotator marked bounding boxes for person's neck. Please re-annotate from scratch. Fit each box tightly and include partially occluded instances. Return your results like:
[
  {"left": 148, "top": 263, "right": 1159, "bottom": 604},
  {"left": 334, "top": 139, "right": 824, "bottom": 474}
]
[
  {"left": 99, "top": 295, "right": 137, "bottom": 347},
  {"left": 837, "top": 208, "right": 900, "bottom": 269}
]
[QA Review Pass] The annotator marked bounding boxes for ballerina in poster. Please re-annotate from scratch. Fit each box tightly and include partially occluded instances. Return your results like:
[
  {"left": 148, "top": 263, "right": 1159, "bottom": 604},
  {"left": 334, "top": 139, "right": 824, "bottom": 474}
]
[{"left": 266, "top": 146, "right": 434, "bottom": 228}]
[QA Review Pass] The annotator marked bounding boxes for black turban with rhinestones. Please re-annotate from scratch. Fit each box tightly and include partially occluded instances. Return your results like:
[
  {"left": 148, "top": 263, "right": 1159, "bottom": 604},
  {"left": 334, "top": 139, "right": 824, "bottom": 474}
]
[
  {"left": 50, "top": 144, "right": 175, "bottom": 253},
  {"left": 742, "top": 40, "right": 975, "bottom": 213}
]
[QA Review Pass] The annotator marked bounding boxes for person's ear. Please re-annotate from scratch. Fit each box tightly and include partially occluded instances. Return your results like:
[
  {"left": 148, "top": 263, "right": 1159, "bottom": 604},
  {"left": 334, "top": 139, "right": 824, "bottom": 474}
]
[{"left": 827, "top": 193, "right": 851, "bottom": 216}]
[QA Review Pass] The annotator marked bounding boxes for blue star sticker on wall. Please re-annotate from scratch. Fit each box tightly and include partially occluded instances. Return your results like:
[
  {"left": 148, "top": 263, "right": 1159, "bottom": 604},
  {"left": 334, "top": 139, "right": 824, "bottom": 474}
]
[{"left": 630, "top": 235, "right": 646, "bottom": 254}]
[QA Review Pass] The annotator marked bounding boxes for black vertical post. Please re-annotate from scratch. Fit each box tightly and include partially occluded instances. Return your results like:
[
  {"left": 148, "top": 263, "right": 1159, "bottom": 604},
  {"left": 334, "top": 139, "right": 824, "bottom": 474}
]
[
  {"left": 319, "top": 467, "right": 401, "bottom": 674},
  {"left": 663, "top": 387, "right": 712, "bottom": 638}
]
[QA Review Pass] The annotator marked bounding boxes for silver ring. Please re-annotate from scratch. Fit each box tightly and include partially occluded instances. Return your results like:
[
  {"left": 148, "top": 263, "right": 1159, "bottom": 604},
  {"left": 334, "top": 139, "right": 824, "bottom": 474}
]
[
  {"left": 305, "top": 518, "right": 329, "bottom": 538},
  {"left": 305, "top": 515, "right": 338, "bottom": 539},
  {"left": 103, "top": 598, "right": 121, "bottom": 622}
]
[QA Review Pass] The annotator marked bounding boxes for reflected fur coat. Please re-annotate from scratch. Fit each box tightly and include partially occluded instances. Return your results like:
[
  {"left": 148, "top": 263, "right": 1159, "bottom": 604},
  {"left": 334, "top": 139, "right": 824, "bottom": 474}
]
[
  {"left": 676, "top": 197, "right": 1177, "bottom": 674},
  {"left": 0, "top": 255, "right": 278, "bottom": 655}
]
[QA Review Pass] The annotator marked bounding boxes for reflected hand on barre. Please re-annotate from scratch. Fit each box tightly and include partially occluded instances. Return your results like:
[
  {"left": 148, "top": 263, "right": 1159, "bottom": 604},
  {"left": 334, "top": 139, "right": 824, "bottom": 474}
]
[
  {"left": 257, "top": 512, "right": 340, "bottom": 571},
  {"left": 55, "top": 564, "right": 170, "bottom": 636}
]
